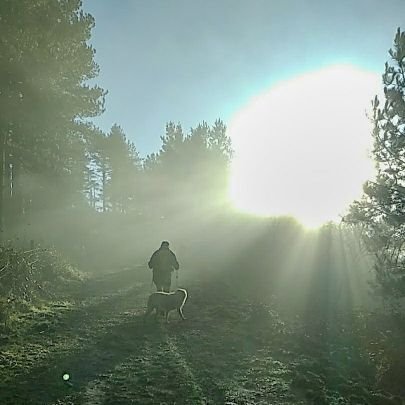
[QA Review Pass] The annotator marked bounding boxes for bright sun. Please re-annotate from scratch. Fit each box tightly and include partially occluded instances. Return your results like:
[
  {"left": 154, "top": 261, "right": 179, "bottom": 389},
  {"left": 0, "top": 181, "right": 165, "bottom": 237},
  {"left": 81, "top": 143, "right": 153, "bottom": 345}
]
[{"left": 228, "top": 64, "right": 381, "bottom": 228}]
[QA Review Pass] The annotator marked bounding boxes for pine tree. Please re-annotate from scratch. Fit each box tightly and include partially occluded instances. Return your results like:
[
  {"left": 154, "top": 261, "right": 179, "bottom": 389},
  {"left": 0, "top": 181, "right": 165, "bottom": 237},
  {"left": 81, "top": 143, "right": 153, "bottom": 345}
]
[
  {"left": 0, "top": 0, "right": 106, "bottom": 238},
  {"left": 104, "top": 124, "right": 142, "bottom": 213},
  {"left": 143, "top": 120, "right": 233, "bottom": 220},
  {"left": 347, "top": 28, "right": 405, "bottom": 295}
]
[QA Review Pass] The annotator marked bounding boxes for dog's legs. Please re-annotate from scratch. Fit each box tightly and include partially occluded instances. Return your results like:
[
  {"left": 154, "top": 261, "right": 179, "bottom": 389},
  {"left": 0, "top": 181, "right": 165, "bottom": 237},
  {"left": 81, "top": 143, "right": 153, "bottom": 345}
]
[
  {"left": 144, "top": 306, "right": 153, "bottom": 322},
  {"left": 165, "top": 310, "right": 169, "bottom": 323},
  {"left": 178, "top": 307, "right": 186, "bottom": 320}
]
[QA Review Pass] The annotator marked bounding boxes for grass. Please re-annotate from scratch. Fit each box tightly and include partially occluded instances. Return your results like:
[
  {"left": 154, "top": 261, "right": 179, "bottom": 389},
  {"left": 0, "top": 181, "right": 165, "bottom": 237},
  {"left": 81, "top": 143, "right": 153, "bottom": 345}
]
[{"left": 0, "top": 268, "right": 403, "bottom": 404}]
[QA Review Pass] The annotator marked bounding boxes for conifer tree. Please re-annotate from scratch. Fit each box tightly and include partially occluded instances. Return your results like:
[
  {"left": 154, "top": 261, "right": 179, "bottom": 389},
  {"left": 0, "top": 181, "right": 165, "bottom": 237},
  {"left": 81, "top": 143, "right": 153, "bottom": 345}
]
[
  {"left": 0, "top": 0, "right": 106, "bottom": 237},
  {"left": 347, "top": 29, "right": 405, "bottom": 295}
]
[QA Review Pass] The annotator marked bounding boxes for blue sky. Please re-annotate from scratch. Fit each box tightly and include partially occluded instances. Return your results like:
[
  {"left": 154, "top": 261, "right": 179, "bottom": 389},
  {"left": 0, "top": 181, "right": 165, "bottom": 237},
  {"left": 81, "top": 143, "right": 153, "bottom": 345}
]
[{"left": 82, "top": 0, "right": 405, "bottom": 157}]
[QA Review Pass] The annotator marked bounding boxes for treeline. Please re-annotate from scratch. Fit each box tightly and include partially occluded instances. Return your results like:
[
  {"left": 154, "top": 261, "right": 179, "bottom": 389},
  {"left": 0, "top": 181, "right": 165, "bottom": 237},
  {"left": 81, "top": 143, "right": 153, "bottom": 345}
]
[
  {"left": 0, "top": 0, "right": 233, "bottom": 270},
  {"left": 4, "top": 0, "right": 405, "bottom": 304},
  {"left": 0, "top": 0, "right": 105, "bottom": 245}
]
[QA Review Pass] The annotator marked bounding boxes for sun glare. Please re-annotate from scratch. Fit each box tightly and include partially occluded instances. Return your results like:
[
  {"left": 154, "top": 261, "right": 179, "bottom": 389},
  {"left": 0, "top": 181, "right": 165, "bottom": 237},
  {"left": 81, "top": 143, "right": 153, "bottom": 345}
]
[{"left": 228, "top": 65, "right": 381, "bottom": 228}]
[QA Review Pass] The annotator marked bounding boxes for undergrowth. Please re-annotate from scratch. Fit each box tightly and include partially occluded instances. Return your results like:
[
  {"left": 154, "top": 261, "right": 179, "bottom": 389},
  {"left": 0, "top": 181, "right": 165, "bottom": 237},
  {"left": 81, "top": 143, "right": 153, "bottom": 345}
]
[{"left": 0, "top": 245, "right": 86, "bottom": 332}]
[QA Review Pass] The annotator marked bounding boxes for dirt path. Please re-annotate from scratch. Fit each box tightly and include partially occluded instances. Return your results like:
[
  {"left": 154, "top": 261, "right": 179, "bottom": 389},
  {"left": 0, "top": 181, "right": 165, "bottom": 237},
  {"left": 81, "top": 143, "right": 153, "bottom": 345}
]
[{"left": 0, "top": 268, "right": 360, "bottom": 404}]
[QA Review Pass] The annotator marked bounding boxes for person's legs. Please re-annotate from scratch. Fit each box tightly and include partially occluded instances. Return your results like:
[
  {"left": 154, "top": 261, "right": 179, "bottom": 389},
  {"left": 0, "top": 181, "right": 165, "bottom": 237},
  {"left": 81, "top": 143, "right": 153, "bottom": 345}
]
[
  {"left": 155, "top": 283, "right": 164, "bottom": 292},
  {"left": 153, "top": 272, "right": 165, "bottom": 316},
  {"left": 152, "top": 271, "right": 171, "bottom": 313},
  {"left": 153, "top": 270, "right": 164, "bottom": 292},
  {"left": 161, "top": 271, "right": 171, "bottom": 293}
]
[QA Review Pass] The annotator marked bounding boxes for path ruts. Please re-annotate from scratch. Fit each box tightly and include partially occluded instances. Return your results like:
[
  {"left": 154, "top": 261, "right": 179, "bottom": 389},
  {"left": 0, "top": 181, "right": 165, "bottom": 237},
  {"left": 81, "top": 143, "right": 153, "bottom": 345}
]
[{"left": 0, "top": 269, "right": 302, "bottom": 405}]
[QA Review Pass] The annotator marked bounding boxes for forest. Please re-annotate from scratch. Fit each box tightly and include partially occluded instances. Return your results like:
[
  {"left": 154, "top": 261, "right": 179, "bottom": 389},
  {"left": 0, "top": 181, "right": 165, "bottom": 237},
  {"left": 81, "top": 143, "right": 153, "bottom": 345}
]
[{"left": 2, "top": 1, "right": 405, "bottom": 404}]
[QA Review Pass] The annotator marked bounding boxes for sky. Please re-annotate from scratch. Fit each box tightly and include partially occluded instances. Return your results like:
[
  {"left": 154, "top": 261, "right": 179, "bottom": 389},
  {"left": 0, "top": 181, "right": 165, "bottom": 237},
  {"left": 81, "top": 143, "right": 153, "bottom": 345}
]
[{"left": 82, "top": 0, "right": 405, "bottom": 157}]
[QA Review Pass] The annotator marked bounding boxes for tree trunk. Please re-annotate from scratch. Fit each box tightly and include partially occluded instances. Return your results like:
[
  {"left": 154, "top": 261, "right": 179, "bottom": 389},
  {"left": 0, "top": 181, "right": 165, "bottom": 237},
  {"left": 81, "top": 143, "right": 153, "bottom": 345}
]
[
  {"left": 10, "top": 159, "right": 24, "bottom": 228},
  {"left": 4, "top": 152, "right": 12, "bottom": 232},
  {"left": 102, "top": 167, "right": 106, "bottom": 212},
  {"left": 0, "top": 132, "right": 6, "bottom": 241}
]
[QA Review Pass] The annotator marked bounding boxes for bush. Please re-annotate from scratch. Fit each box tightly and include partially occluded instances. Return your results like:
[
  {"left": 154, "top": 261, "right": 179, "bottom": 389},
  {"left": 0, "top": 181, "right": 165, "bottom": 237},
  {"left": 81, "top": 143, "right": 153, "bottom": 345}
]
[{"left": 0, "top": 245, "right": 85, "bottom": 302}]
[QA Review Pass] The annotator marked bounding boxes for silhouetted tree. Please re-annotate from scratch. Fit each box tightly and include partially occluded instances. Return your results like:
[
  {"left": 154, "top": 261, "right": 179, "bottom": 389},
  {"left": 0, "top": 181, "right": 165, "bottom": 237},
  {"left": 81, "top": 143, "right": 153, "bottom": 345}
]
[
  {"left": 0, "top": 0, "right": 105, "bottom": 238},
  {"left": 104, "top": 124, "right": 142, "bottom": 213},
  {"left": 142, "top": 119, "right": 233, "bottom": 222},
  {"left": 347, "top": 28, "right": 405, "bottom": 296},
  {"left": 85, "top": 128, "right": 110, "bottom": 212}
]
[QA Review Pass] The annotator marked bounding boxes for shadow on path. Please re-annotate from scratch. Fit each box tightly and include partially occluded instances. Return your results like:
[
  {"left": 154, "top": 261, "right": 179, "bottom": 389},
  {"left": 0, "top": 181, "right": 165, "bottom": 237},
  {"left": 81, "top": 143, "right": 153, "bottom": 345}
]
[{"left": 1, "top": 314, "right": 163, "bottom": 404}]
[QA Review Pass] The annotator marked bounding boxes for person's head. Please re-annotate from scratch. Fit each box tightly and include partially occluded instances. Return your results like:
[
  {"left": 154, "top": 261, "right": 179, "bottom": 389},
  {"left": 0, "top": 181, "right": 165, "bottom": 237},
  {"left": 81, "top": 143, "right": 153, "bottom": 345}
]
[{"left": 160, "top": 241, "right": 170, "bottom": 249}]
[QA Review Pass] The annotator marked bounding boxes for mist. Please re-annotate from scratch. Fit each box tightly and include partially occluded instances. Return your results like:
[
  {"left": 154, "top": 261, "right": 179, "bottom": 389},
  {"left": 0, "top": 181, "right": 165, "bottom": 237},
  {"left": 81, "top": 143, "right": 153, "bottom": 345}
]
[{"left": 2, "top": 1, "right": 405, "bottom": 404}]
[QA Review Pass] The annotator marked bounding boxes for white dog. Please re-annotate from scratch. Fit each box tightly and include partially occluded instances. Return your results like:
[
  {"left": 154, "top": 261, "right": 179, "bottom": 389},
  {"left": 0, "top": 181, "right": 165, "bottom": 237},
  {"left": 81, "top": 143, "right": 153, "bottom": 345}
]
[{"left": 144, "top": 288, "right": 188, "bottom": 322}]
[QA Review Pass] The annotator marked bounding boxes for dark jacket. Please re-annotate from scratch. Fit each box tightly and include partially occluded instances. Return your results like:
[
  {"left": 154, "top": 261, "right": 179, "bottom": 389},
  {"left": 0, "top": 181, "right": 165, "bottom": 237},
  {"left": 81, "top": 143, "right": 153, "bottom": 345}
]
[{"left": 148, "top": 247, "right": 179, "bottom": 273}]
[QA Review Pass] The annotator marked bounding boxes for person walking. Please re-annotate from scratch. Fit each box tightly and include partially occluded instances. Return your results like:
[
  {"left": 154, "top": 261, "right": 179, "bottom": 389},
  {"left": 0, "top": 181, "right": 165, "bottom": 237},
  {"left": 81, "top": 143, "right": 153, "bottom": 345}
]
[{"left": 148, "top": 241, "right": 179, "bottom": 292}]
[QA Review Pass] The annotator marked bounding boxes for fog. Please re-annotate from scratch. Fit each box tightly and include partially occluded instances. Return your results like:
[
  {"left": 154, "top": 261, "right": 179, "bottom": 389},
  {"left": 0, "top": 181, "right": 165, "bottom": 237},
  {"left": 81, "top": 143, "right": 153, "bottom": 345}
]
[{"left": 3, "top": 2, "right": 405, "bottom": 403}]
